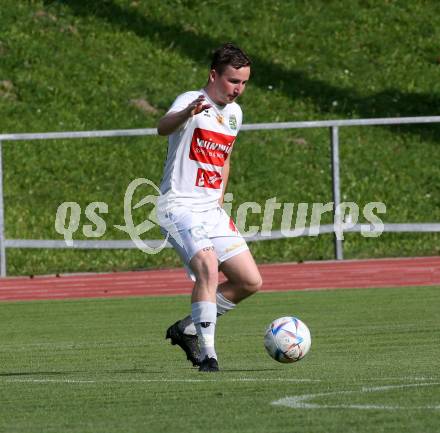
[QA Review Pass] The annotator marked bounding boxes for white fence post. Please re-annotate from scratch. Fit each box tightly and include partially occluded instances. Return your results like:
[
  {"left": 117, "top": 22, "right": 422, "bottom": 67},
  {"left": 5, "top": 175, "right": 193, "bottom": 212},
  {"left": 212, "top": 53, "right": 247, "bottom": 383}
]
[
  {"left": 330, "top": 126, "right": 343, "bottom": 260},
  {"left": 0, "top": 140, "right": 6, "bottom": 276}
]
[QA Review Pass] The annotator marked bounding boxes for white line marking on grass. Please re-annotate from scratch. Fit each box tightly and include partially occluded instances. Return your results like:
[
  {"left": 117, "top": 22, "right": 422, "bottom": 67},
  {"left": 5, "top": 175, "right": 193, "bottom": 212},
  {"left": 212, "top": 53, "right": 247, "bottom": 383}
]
[
  {"left": 362, "top": 382, "right": 440, "bottom": 392},
  {"left": 361, "top": 376, "right": 439, "bottom": 382},
  {"left": 2, "top": 377, "right": 321, "bottom": 384},
  {"left": 272, "top": 382, "right": 440, "bottom": 410}
]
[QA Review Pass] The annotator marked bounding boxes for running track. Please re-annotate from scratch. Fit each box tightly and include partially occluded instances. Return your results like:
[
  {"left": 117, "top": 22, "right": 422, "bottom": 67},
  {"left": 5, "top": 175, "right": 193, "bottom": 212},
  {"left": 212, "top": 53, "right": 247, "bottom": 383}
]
[{"left": 0, "top": 256, "right": 439, "bottom": 302}]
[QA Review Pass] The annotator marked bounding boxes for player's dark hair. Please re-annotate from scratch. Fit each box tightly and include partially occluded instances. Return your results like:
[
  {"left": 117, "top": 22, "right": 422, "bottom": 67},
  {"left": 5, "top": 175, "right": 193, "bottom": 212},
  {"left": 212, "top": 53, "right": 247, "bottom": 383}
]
[{"left": 210, "top": 43, "right": 251, "bottom": 75}]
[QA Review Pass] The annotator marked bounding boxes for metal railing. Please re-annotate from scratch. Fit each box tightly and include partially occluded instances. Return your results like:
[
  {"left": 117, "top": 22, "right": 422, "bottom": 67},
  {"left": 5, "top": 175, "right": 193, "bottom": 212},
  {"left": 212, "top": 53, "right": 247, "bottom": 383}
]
[{"left": 1, "top": 116, "right": 440, "bottom": 277}]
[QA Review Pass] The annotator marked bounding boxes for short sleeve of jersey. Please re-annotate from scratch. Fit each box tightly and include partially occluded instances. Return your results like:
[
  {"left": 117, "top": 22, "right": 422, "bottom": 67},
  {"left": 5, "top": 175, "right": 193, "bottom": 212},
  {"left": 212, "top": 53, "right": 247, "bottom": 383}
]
[{"left": 167, "top": 91, "right": 202, "bottom": 114}]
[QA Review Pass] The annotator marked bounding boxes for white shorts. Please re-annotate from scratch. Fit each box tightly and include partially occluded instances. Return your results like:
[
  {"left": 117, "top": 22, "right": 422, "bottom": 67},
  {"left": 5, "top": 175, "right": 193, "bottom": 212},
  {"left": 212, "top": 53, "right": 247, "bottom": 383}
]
[{"left": 158, "top": 206, "right": 249, "bottom": 280}]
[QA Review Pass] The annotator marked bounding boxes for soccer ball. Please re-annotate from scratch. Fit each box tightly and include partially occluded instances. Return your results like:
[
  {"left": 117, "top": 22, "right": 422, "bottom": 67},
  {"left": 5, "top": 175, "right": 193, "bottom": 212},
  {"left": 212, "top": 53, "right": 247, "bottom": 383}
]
[{"left": 264, "top": 316, "right": 311, "bottom": 363}]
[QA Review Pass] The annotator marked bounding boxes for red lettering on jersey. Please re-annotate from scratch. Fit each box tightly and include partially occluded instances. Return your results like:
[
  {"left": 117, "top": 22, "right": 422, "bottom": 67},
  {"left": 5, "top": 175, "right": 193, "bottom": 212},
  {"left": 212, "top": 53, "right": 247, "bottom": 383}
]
[
  {"left": 189, "top": 128, "right": 235, "bottom": 167},
  {"left": 195, "top": 168, "right": 223, "bottom": 189}
]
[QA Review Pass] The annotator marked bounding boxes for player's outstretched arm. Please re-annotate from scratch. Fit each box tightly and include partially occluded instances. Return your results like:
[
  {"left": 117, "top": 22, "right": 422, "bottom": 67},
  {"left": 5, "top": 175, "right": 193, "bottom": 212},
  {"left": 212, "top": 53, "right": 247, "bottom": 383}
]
[{"left": 157, "top": 95, "right": 211, "bottom": 136}]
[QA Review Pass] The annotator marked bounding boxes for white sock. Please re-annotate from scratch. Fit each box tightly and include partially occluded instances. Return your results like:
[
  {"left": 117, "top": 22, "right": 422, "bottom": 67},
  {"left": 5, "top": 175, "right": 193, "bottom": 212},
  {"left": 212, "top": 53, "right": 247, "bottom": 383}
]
[
  {"left": 178, "top": 292, "right": 236, "bottom": 336},
  {"left": 191, "top": 301, "right": 217, "bottom": 360}
]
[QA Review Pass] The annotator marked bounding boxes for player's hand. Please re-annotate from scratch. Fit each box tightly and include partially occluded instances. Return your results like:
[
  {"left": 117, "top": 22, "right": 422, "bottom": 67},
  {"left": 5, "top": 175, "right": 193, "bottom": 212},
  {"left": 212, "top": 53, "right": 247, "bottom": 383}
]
[{"left": 187, "top": 95, "right": 211, "bottom": 117}]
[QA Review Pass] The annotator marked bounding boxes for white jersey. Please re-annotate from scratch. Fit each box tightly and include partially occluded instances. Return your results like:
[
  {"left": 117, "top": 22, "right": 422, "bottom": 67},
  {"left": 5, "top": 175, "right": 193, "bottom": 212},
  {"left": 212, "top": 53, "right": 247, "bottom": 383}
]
[{"left": 159, "top": 89, "right": 243, "bottom": 212}]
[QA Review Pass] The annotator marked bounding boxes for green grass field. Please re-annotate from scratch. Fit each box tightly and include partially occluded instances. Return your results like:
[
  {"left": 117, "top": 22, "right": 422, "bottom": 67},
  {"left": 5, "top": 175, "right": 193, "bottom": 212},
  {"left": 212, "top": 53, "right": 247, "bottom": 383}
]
[
  {"left": 1, "top": 286, "right": 439, "bottom": 433},
  {"left": 1, "top": 0, "right": 440, "bottom": 275}
]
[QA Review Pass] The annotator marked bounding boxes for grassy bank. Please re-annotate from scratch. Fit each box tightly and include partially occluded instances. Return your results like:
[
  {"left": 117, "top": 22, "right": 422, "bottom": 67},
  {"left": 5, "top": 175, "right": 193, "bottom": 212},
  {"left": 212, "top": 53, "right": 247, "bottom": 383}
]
[{"left": 1, "top": 0, "right": 439, "bottom": 275}]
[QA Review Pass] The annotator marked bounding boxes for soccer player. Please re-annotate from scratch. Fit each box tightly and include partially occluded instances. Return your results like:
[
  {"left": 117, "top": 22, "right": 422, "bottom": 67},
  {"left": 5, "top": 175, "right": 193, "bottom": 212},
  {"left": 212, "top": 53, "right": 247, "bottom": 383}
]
[{"left": 157, "top": 43, "right": 262, "bottom": 372}]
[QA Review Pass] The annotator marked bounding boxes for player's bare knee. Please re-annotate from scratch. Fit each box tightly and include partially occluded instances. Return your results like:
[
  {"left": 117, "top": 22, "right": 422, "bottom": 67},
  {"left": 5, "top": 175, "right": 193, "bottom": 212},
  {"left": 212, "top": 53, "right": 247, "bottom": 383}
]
[
  {"left": 200, "top": 265, "right": 218, "bottom": 288},
  {"left": 191, "top": 252, "right": 218, "bottom": 288},
  {"left": 252, "top": 274, "right": 263, "bottom": 292},
  {"left": 242, "top": 274, "right": 262, "bottom": 295}
]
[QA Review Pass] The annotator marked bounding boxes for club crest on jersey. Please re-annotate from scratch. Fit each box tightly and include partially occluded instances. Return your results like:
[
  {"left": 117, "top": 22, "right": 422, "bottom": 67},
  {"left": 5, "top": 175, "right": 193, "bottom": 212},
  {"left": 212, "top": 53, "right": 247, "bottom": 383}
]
[{"left": 229, "top": 114, "right": 237, "bottom": 130}]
